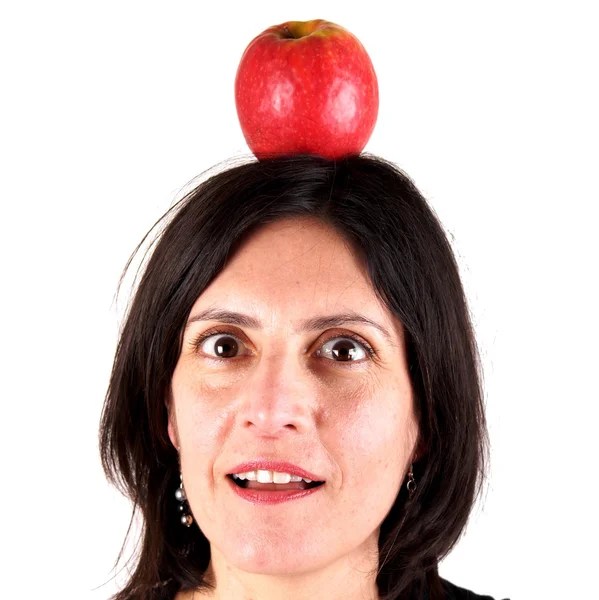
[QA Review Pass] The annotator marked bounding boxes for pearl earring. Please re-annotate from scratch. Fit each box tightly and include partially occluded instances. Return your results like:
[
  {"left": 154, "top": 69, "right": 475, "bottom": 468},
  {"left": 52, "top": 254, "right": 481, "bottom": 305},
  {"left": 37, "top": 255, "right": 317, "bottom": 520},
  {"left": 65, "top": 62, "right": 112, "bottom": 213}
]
[
  {"left": 406, "top": 463, "right": 416, "bottom": 496},
  {"left": 175, "top": 472, "right": 194, "bottom": 527}
]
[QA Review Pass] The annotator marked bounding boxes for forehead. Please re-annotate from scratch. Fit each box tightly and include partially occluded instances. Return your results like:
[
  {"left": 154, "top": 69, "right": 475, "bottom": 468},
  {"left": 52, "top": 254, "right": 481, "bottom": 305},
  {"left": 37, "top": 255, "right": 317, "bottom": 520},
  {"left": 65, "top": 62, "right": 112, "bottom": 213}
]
[
  {"left": 189, "top": 217, "right": 400, "bottom": 337},
  {"left": 198, "top": 217, "right": 371, "bottom": 299}
]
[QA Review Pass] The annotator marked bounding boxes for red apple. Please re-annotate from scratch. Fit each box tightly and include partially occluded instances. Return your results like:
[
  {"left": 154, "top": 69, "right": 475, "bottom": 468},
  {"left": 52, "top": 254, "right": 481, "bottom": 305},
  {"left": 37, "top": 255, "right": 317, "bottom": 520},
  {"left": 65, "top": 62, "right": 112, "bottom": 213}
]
[{"left": 234, "top": 19, "right": 379, "bottom": 160}]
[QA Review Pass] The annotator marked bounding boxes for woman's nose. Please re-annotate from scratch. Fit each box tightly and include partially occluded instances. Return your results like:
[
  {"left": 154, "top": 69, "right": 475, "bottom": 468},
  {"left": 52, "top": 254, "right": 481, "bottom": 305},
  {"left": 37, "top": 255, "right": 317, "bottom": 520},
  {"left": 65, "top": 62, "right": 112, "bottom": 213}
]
[{"left": 237, "top": 348, "right": 314, "bottom": 437}]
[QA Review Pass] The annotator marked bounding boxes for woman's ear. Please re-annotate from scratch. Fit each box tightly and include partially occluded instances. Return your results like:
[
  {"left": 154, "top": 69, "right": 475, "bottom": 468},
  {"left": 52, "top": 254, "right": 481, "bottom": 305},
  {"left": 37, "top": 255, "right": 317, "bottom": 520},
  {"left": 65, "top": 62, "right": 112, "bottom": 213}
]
[
  {"left": 413, "top": 438, "right": 427, "bottom": 463},
  {"left": 165, "top": 393, "right": 180, "bottom": 451},
  {"left": 409, "top": 427, "right": 426, "bottom": 464}
]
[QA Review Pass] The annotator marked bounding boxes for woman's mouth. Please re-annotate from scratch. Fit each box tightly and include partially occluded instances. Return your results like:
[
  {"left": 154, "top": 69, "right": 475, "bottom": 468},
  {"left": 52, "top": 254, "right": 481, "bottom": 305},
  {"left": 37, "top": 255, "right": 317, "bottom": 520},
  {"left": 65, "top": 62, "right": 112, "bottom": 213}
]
[
  {"left": 226, "top": 473, "right": 325, "bottom": 505},
  {"left": 228, "top": 473, "right": 324, "bottom": 491}
]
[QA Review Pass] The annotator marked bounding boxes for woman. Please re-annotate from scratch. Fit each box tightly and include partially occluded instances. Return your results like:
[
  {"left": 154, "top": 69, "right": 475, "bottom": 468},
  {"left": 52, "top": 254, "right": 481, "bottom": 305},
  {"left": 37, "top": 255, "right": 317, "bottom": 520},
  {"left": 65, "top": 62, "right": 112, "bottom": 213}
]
[{"left": 99, "top": 153, "right": 505, "bottom": 600}]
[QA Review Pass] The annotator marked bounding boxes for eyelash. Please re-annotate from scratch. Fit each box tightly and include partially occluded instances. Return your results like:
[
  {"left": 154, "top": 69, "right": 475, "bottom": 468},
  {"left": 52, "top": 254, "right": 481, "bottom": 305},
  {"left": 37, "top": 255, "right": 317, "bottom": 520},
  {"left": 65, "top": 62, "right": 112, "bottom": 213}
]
[{"left": 189, "top": 328, "right": 376, "bottom": 365}]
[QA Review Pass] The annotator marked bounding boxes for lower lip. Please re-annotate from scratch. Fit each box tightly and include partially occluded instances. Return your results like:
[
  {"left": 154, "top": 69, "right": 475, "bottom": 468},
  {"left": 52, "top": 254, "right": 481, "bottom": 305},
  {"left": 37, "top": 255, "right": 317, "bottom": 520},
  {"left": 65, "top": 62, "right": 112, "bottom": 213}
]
[{"left": 227, "top": 476, "right": 324, "bottom": 505}]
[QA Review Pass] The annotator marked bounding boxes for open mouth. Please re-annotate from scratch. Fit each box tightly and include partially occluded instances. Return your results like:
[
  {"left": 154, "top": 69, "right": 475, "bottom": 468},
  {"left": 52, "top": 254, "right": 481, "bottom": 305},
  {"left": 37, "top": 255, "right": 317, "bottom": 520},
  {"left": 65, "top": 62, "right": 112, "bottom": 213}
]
[{"left": 227, "top": 474, "right": 325, "bottom": 491}]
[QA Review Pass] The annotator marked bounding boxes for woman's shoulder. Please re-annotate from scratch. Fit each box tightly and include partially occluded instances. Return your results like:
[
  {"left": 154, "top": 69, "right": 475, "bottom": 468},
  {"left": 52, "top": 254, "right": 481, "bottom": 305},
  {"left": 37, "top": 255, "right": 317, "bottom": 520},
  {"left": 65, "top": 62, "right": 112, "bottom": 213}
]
[{"left": 439, "top": 577, "right": 510, "bottom": 600}]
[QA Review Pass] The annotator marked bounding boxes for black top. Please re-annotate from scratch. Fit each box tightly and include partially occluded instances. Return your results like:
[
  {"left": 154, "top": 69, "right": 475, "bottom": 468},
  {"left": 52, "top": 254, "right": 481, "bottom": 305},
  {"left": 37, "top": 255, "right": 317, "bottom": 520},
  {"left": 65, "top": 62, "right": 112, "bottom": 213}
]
[{"left": 440, "top": 577, "right": 510, "bottom": 600}]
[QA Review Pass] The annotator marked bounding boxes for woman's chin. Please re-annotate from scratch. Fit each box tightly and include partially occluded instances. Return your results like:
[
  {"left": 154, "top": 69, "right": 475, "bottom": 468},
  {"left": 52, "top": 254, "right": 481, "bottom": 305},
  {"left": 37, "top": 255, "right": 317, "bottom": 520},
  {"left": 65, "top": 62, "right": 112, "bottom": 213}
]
[{"left": 221, "top": 536, "right": 331, "bottom": 576}]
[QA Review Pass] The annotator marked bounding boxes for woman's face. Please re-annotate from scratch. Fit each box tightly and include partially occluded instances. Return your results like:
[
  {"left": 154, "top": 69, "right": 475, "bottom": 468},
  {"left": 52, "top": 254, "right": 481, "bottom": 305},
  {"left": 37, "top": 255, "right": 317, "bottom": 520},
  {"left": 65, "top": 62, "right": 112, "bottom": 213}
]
[{"left": 168, "top": 216, "right": 419, "bottom": 577}]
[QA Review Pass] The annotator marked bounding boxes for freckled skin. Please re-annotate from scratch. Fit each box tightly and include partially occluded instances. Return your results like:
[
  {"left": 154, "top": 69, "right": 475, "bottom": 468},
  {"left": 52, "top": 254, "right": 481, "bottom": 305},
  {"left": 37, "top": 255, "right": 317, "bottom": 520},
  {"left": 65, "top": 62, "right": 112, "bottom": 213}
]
[{"left": 168, "top": 216, "right": 419, "bottom": 600}]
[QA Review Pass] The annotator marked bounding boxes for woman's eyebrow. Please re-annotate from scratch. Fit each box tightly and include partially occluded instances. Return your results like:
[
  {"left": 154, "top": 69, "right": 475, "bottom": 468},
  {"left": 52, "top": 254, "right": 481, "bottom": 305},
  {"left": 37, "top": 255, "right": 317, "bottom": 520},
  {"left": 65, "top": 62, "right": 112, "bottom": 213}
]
[{"left": 184, "top": 307, "right": 396, "bottom": 346}]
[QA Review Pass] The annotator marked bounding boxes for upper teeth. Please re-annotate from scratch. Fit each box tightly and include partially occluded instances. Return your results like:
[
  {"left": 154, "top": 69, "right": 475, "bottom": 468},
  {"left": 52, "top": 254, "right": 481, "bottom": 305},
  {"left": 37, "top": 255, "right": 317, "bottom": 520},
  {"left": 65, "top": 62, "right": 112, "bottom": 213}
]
[{"left": 232, "top": 469, "right": 313, "bottom": 484}]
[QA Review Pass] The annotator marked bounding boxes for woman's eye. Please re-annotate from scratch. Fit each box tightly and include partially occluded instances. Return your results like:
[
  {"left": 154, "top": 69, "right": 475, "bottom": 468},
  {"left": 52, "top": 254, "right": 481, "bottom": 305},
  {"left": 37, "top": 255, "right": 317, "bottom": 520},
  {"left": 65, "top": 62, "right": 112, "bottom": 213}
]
[
  {"left": 195, "top": 331, "right": 373, "bottom": 363},
  {"left": 198, "top": 333, "right": 248, "bottom": 359},
  {"left": 315, "top": 337, "right": 369, "bottom": 362}
]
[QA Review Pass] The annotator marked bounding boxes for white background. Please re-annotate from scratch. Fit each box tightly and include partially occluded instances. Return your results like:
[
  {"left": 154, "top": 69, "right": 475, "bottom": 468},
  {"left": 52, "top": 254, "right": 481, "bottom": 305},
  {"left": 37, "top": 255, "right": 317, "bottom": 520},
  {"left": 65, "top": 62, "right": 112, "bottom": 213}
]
[{"left": 1, "top": 2, "right": 597, "bottom": 599}]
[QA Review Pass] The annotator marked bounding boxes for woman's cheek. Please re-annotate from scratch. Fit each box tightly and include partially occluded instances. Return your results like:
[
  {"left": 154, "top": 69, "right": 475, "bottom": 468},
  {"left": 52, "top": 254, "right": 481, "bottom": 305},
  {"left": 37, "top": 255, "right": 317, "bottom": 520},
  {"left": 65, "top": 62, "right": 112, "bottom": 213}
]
[
  {"left": 186, "top": 358, "right": 250, "bottom": 392},
  {"left": 186, "top": 394, "right": 233, "bottom": 447},
  {"left": 328, "top": 372, "right": 384, "bottom": 428},
  {"left": 172, "top": 371, "right": 236, "bottom": 456}
]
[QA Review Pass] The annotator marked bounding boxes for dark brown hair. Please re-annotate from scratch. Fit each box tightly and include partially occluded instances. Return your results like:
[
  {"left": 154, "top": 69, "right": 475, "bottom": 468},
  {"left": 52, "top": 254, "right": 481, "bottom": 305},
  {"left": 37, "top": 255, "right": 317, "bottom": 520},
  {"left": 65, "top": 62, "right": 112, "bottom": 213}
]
[{"left": 99, "top": 152, "right": 490, "bottom": 600}]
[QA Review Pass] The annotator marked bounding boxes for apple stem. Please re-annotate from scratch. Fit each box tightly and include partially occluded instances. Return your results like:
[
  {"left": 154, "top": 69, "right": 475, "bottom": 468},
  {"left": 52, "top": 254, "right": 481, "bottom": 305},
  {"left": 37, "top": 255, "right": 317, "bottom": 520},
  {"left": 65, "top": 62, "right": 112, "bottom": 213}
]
[{"left": 284, "top": 25, "right": 295, "bottom": 39}]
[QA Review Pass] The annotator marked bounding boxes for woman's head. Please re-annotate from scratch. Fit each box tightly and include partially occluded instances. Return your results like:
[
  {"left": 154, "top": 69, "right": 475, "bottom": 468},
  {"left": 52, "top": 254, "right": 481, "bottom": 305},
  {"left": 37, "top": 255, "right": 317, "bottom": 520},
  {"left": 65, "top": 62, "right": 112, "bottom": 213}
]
[
  {"left": 100, "top": 153, "right": 489, "bottom": 600},
  {"left": 168, "top": 214, "right": 420, "bottom": 584}
]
